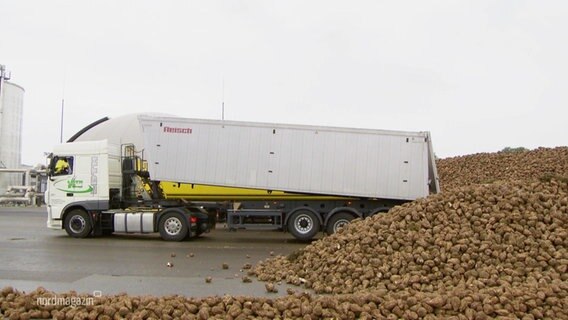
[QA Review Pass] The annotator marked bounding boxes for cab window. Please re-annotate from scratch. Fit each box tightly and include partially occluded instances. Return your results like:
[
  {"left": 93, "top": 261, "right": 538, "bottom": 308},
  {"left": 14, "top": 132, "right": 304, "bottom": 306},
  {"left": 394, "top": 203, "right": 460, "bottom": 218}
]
[{"left": 52, "top": 156, "right": 74, "bottom": 176}]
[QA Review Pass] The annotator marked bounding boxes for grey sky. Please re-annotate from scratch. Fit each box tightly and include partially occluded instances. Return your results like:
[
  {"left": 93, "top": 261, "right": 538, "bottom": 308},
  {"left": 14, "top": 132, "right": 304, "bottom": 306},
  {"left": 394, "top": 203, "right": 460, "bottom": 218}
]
[{"left": 1, "top": 1, "right": 566, "bottom": 165}]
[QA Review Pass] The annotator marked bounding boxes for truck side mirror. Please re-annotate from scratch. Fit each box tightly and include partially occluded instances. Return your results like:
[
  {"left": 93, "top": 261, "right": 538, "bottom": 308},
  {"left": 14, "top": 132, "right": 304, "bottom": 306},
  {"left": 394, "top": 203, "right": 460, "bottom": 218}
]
[{"left": 46, "top": 154, "right": 55, "bottom": 180}]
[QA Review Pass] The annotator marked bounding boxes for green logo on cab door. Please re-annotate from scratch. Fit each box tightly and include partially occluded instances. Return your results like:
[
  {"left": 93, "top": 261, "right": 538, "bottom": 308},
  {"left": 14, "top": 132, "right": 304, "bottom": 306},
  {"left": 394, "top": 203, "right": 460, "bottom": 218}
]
[{"left": 54, "top": 178, "right": 94, "bottom": 194}]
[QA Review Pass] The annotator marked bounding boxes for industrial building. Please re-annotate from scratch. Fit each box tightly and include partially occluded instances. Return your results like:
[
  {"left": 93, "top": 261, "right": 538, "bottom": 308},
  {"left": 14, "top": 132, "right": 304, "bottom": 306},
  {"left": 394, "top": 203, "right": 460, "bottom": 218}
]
[{"left": 0, "top": 65, "right": 25, "bottom": 198}]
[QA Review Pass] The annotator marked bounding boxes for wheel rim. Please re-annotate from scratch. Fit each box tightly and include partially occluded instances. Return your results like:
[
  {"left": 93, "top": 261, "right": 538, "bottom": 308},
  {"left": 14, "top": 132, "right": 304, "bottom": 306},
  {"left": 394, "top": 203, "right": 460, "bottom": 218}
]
[
  {"left": 333, "top": 218, "right": 351, "bottom": 233},
  {"left": 69, "top": 215, "right": 86, "bottom": 234},
  {"left": 294, "top": 214, "right": 314, "bottom": 235},
  {"left": 164, "top": 217, "right": 183, "bottom": 236}
]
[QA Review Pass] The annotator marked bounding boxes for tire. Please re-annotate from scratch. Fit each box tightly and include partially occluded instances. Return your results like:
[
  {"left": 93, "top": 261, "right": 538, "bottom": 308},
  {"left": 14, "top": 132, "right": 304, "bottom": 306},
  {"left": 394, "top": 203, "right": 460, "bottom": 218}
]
[
  {"left": 287, "top": 210, "right": 320, "bottom": 241},
  {"left": 64, "top": 209, "right": 92, "bottom": 238},
  {"left": 326, "top": 212, "right": 355, "bottom": 235},
  {"left": 159, "top": 212, "right": 189, "bottom": 241}
]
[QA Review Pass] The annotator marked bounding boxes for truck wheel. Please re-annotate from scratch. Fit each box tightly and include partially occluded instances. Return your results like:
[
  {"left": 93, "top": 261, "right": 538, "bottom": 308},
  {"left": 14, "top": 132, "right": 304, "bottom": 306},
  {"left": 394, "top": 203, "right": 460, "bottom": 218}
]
[
  {"left": 64, "top": 209, "right": 92, "bottom": 238},
  {"left": 326, "top": 212, "right": 355, "bottom": 235},
  {"left": 288, "top": 210, "right": 320, "bottom": 241},
  {"left": 159, "top": 212, "right": 188, "bottom": 241}
]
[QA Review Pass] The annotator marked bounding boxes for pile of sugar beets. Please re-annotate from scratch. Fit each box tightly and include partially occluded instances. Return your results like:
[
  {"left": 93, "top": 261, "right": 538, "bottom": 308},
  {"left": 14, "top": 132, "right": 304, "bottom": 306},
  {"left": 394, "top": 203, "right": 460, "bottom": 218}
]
[
  {"left": 436, "top": 146, "right": 568, "bottom": 192},
  {"left": 1, "top": 147, "right": 567, "bottom": 319},
  {"left": 253, "top": 178, "right": 567, "bottom": 319}
]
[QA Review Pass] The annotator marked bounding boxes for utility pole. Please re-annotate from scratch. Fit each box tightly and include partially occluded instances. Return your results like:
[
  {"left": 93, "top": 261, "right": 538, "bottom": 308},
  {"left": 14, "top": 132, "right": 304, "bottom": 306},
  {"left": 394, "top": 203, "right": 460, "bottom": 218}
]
[
  {"left": 221, "top": 77, "right": 225, "bottom": 121},
  {"left": 60, "top": 99, "right": 64, "bottom": 143},
  {"left": 60, "top": 71, "right": 66, "bottom": 143}
]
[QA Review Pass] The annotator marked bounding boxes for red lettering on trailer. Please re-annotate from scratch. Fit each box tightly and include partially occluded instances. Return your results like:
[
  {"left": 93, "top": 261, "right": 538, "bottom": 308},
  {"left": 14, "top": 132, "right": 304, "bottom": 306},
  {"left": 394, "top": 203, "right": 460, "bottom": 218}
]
[{"left": 163, "top": 127, "right": 193, "bottom": 134}]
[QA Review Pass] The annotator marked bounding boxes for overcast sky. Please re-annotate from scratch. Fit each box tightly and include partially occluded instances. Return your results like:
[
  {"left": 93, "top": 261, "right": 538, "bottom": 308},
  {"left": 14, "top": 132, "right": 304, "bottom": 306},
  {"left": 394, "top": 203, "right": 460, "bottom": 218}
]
[{"left": 1, "top": 1, "right": 567, "bottom": 165}]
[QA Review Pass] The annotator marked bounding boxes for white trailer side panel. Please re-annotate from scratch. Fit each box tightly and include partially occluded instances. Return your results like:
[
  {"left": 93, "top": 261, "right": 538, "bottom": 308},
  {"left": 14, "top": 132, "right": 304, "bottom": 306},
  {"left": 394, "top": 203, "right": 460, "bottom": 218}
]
[{"left": 139, "top": 115, "right": 437, "bottom": 200}]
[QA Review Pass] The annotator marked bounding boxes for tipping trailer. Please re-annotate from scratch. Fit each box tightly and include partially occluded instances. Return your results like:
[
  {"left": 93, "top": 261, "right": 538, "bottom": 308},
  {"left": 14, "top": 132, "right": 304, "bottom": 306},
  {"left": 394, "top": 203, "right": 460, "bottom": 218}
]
[{"left": 46, "top": 114, "right": 439, "bottom": 241}]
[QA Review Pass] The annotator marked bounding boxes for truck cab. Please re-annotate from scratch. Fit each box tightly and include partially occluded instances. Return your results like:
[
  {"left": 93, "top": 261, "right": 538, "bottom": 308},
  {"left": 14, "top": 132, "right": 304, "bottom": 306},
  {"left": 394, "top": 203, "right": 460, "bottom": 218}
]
[
  {"left": 46, "top": 140, "right": 119, "bottom": 230},
  {"left": 46, "top": 140, "right": 210, "bottom": 241}
]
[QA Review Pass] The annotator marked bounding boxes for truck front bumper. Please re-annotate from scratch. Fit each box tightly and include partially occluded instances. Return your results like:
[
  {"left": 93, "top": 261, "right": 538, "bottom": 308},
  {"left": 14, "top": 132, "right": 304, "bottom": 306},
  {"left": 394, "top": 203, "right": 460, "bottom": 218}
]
[
  {"left": 46, "top": 205, "right": 63, "bottom": 229},
  {"left": 47, "top": 219, "right": 62, "bottom": 230}
]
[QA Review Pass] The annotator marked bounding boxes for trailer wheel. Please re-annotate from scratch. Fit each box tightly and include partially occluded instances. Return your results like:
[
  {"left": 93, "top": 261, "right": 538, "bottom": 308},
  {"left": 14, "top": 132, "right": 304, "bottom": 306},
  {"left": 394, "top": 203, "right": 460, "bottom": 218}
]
[
  {"left": 288, "top": 210, "right": 320, "bottom": 241},
  {"left": 326, "top": 212, "right": 355, "bottom": 235},
  {"left": 64, "top": 209, "right": 92, "bottom": 238},
  {"left": 159, "top": 212, "right": 188, "bottom": 241}
]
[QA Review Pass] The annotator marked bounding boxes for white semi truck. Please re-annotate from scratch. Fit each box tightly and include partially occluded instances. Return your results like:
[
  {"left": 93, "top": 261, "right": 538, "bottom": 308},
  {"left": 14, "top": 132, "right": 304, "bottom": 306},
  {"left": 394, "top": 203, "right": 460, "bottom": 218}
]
[{"left": 46, "top": 114, "right": 439, "bottom": 241}]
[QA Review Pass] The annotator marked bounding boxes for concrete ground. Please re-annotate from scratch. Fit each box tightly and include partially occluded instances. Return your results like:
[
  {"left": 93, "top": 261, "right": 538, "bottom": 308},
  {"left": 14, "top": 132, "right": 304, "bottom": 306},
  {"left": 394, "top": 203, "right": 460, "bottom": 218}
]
[{"left": 0, "top": 206, "right": 316, "bottom": 298}]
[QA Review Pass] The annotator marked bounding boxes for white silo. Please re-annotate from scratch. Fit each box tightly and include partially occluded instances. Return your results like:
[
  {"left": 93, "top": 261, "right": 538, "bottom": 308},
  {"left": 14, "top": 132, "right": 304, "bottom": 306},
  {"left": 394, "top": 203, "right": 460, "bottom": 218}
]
[{"left": 0, "top": 65, "right": 25, "bottom": 193}]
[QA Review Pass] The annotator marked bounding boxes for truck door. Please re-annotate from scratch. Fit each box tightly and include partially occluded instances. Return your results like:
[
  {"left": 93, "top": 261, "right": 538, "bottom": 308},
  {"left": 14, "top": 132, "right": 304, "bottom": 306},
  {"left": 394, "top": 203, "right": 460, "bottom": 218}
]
[{"left": 49, "top": 155, "right": 95, "bottom": 206}]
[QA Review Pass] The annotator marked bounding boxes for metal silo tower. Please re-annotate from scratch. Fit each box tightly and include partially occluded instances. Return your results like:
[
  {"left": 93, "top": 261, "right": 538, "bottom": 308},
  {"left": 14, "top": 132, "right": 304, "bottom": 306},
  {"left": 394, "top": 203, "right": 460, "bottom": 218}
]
[{"left": 0, "top": 65, "right": 25, "bottom": 193}]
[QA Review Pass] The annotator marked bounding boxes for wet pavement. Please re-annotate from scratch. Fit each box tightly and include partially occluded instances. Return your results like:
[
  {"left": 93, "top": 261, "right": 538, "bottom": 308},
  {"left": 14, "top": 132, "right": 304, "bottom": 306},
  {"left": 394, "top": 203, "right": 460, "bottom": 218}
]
[{"left": 0, "top": 207, "right": 315, "bottom": 297}]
